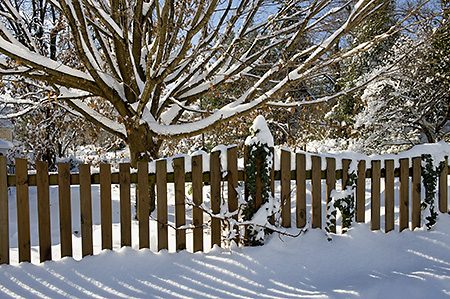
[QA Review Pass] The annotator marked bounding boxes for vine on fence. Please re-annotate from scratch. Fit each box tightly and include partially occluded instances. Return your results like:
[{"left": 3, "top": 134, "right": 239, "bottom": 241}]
[
  {"left": 326, "top": 170, "right": 356, "bottom": 240},
  {"left": 243, "top": 116, "right": 275, "bottom": 246},
  {"left": 421, "top": 154, "right": 447, "bottom": 230}
]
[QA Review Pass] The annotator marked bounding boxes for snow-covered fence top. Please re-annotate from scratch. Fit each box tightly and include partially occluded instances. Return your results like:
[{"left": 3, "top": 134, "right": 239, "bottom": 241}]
[{"left": 0, "top": 145, "right": 449, "bottom": 265}]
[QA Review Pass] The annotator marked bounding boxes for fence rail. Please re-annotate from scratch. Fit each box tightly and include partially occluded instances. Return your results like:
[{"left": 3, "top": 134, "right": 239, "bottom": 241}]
[{"left": 0, "top": 148, "right": 449, "bottom": 265}]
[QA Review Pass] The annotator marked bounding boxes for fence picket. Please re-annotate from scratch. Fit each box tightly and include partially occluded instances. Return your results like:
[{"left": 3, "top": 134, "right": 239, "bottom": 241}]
[
  {"left": 311, "top": 156, "right": 322, "bottom": 229},
  {"left": 342, "top": 159, "right": 351, "bottom": 187},
  {"left": 399, "top": 158, "right": 409, "bottom": 232},
  {"left": 0, "top": 156, "right": 8, "bottom": 264},
  {"left": 270, "top": 148, "right": 275, "bottom": 198},
  {"left": 80, "top": 164, "right": 93, "bottom": 257},
  {"left": 281, "top": 149, "right": 291, "bottom": 228},
  {"left": 3, "top": 147, "right": 448, "bottom": 263},
  {"left": 156, "top": 160, "right": 168, "bottom": 251},
  {"left": 227, "top": 147, "right": 239, "bottom": 243},
  {"left": 138, "top": 162, "right": 150, "bottom": 249},
  {"left": 16, "top": 158, "right": 31, "bottom": 263},
  {"left": 58, "top": 162, "right": 72, "bottom": 258},
  {"left": 385, "top": 160, "right": 395, "bottom": 233},
  {"left": 100, "top": 163, "right": 112, "bottom": 250},
  {"left": 120, "top": 163, "right": 131, "bottom": 247},
  {"left": 412, "top": 157, "right": 421, "bottom": 230},
  {"left": 439, "top": 157, "right": 448, "bottom": 213},
  {"left": 356, "top": 160, "right": 366, "bottom": 223},
  {"left": 326, "top": 157, "right": 336, "bottom": 233},
  {"left": 210, "top": 151, "right": 221, "bottom": 248},
  {"left": 227, "top": 147, "right": 238, "bottom": 221},
  {"left": 174, "top": 157, "right": 186, "bottom": 251},
  {"left": 36, "top": 161, "right": 51, "bottom": 262},
  {"left": 296, "top": 154, "right": 306, "bottom": 228},
  {"left": 371, "top": 161, "right": 381, "bottom": 230},
  {"left": 192, "top": 155, "right": 203, "bottom": 253}
]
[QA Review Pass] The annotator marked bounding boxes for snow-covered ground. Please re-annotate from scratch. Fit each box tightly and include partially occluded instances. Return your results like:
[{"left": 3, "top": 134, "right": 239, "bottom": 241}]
[
  {"left": 1, "top": 216, "right": 450, "bottom": 298},
  {"left": 1, "top": 142, "right": 450, "bottom": 298}
]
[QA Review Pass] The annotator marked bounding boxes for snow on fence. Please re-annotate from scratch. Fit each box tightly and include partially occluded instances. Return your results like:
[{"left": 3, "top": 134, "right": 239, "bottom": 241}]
[{"left": 0, "top": 148, "right": 449, "bottom": 265}]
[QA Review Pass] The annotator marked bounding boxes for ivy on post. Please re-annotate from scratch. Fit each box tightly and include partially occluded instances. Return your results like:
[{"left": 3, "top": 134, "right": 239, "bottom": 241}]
[
  {"left": 243, "top": 116, "right": 275, "bottom": 246},
  {"left": 421, "top": 154, "right": 447, "bottom": 230}
]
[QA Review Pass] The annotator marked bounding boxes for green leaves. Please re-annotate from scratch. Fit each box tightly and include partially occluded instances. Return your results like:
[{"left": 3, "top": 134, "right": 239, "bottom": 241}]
[
  {"left": 243, "top": 142, "right": 273, "bottom": 246},
  {"left": 421, "top": 154, "right": 447, "bottom": 230},
  {"left": 326, "top": 171, "right": 356, "bottom": 240}
]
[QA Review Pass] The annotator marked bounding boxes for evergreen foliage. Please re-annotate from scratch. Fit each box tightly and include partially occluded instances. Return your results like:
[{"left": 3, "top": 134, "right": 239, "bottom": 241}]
[
  {"left": 421, "top": 154, "right": 447, "bottom": 230},
  {"left": 243, "top": 120, "right": 274, "bottom": 246},
  {"left": 329, "top": 0, "right": 399, "bottom": 139},
  {"left": 326, "top": 171, "right": 356, "bottom": 240}
]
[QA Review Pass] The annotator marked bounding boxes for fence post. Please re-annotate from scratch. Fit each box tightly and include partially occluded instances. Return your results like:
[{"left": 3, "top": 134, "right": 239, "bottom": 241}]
[
  {"left": 100, "top": 163, "right": 112, "bottom": 250},
  {"left": 156, "top": 160, "right": 168, "bottom": 251},
  {"left": 356, "top": 160, "right": 366, "bottom": 223},
  {"left": 399, "top": 158, "right": 409, "bottom": 232},
  {"left": 439, "top": 156, "right": 448, "bottom": 213},
  {"left": 119, "top": 163, "right": 131, "bottom": 247},
  {"left": 36, "top": 161, "right": 51, "bottom": 262},
  {"left": 0, "top": 156, "right": 9, "bottom": 264},
  {"left": 412, "top": 157, "right": 421, "bottom": 230},
  {"left": 371, "top": 160, "right": 381, "bottom": 230},
  {"left": 311, "top": 156, "right": 322, "bottom": 229},
  {"left": 281, "top": 149, "right": 291, "bottom": 228},
  {"left": 296, "top": 154, "right": 306, "bottom": 228},
  {"left": 385, "top": 160, "right": 395, "bottom": 233},
  {"left": 58, "top": 162, "right": 72, "bottom": 258},
  {"left": 326, "top": 157, "right": 336, "bottom": 233},
  {"left": 174, "top": 157, "right": 186, "bottom": 251},
  {"left": 138, "top": 161, "right": 150, "bottom": 249},
  {"left": 210, "top": 151, "right": 221, "bottom": 248},
  {"left": 79, "top": 164, "right": 93, "bottom": 257},
  {"left": 192, "top": 155, "right": 203, "bottom": 252}
]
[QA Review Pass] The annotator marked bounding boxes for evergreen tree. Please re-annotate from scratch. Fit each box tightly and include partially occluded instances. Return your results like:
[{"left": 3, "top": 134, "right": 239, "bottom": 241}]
[{"left": 329, "top": 1, "right": 399, "bottom": 138}]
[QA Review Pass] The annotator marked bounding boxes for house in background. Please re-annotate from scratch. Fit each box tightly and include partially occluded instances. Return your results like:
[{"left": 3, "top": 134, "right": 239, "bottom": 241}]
[{"left": 0, "top": 118, "right": 13, "bottom": 156}]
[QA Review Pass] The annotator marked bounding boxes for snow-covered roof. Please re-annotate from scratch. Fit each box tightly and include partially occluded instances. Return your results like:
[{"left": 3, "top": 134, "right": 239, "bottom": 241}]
[
  {"left": 0, "top": 138, "right": 13, "bottom": 149},
  {"left": 0, "top": 118, "right": 13, "bottom": 129}
]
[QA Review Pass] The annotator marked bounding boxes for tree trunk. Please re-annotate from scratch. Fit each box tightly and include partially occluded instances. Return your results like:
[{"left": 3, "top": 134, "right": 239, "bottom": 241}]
[
  {"left": 127, "top": 124, "right": 159, "bottom": 167},
  {"left": 127, "top": 125, "right": 159, "bottom": 215}
]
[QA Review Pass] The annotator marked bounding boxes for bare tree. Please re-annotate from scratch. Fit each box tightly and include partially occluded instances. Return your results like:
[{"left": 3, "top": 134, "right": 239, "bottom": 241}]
[{"left": 0, "top": 0, "right": 415, "bottom": 165}]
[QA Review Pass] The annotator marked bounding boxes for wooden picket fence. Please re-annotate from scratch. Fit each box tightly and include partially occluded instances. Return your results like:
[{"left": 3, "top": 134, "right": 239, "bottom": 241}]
[{"left": 0, "top": 148, "right": 449, "bottom": 265}]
